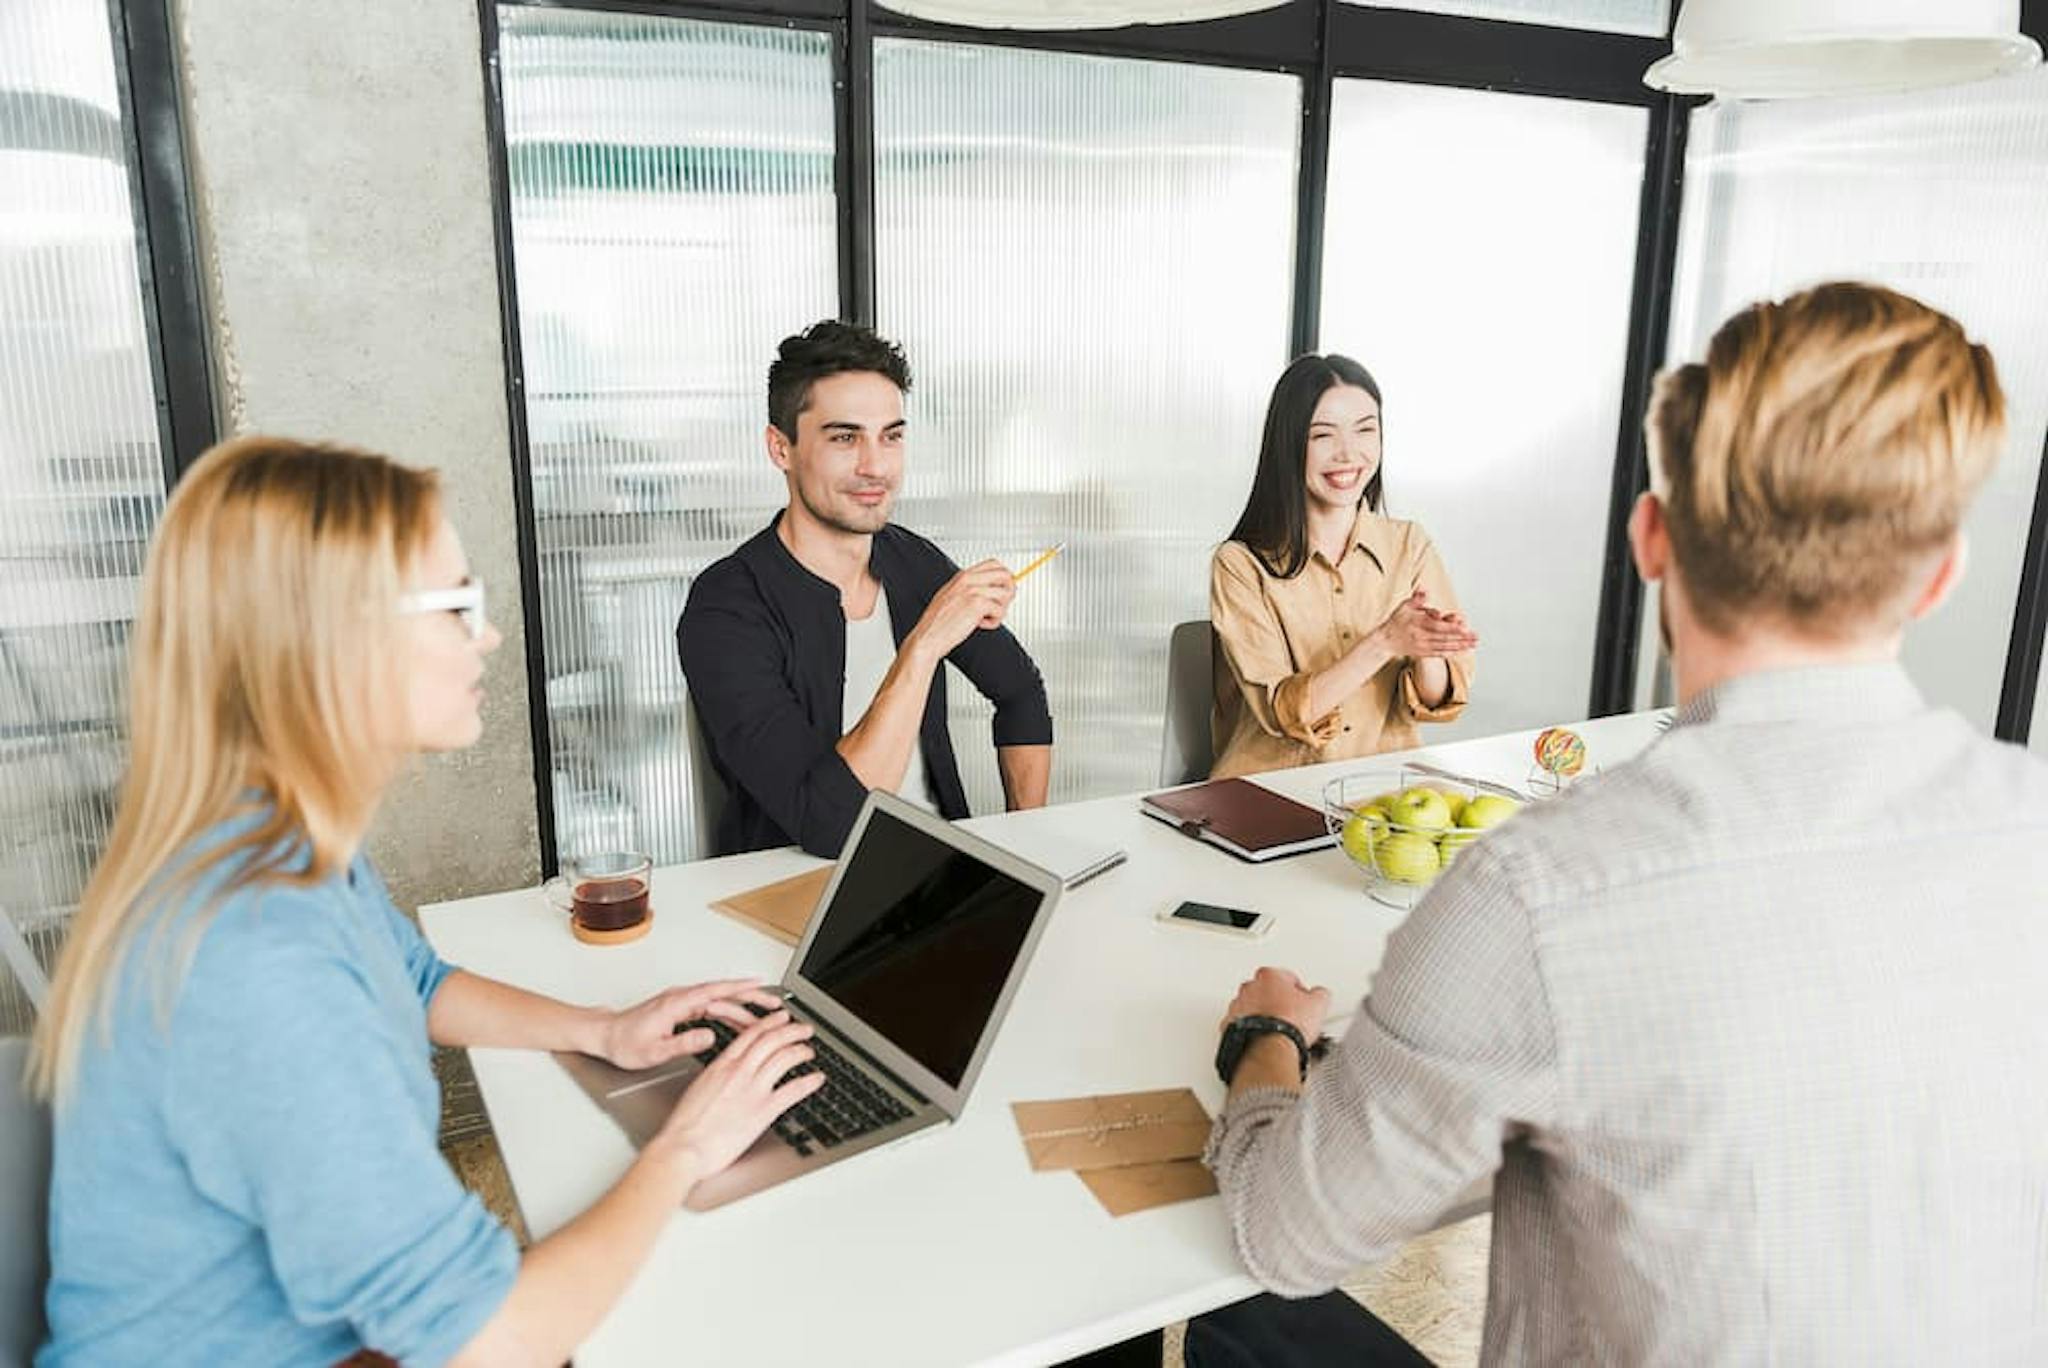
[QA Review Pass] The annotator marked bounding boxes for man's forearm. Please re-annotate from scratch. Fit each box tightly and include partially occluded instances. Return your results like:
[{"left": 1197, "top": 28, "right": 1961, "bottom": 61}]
[
  {"left": 837, "top": 635, "right": 942, "bottom": 791},
  {"left": 427, "top": 969, "right": 609, "bottom": 1054},
  {"left": 997, "top": 744, "right": 1051, "bottom": 810}
]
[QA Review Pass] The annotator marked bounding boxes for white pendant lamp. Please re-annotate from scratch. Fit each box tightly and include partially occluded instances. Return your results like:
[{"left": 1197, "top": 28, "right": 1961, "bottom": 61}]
[
  {"left": 878, "top": 0, "right": 1287, "bottom": 30},
  {"left": 1646, "top": 0, "right": 2042, "bottom": 99}
]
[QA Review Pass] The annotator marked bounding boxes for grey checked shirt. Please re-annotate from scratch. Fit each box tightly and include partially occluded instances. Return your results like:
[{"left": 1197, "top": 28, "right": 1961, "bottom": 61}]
[{"left": 1207, "top": 664, "right": 2048, "bottom": 1364}]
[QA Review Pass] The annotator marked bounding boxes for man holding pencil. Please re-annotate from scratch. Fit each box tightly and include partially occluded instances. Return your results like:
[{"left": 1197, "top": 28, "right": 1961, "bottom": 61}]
[{"left": 677, "top": 320, "right": 1055, "bottom": 858}]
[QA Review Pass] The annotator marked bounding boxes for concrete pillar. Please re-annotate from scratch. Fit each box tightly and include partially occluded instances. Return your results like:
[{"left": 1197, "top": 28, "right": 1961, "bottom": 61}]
[{"left": 173, "top": 0, "right": 541, "bottom": 907}]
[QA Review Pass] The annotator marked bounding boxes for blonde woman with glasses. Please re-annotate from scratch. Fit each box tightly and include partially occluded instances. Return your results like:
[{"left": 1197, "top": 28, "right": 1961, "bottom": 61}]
[{"left": 28, "top": 438, "right": 823, "bottom": 1367}]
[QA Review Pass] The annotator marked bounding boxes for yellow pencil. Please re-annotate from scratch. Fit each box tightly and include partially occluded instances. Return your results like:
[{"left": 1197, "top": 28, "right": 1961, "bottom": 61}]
[{"left": 1013, "top": 542, "right": 1066, "bottom": 583}]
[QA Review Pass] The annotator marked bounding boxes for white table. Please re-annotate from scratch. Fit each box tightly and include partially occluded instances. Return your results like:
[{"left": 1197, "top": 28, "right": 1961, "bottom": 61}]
[{"left": 421, "top": 711, "right": 1670, "bottom": 1367}]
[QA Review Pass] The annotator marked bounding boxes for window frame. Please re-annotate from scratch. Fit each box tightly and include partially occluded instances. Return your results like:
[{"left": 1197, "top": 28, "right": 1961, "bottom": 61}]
[{"left": 478, "top": 0, "right": 2048, "bottom": 874}]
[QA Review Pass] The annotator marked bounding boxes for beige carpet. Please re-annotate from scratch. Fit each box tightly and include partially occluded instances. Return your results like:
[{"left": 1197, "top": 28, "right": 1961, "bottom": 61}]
[{"left": 446, "top": 1131, "right": 1490, "bottom": 1365}]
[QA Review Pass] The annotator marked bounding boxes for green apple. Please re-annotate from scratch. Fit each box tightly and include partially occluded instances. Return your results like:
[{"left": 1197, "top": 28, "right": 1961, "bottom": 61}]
[
  {"left": 1455, "top": 794, "right": 1522, "bottom": 831},
  {"left": 1373, "top": 831, "right": 1441, "bottom": 885},
  {"left": 1386, "top": 786, "right": 1454, "bottom": 834},
  {"left": 1438, "top": 829, "right": 1478, "bottom": 866},
  {"left": 1339, "top": 810, "right": 1383, "bottom": 866}
]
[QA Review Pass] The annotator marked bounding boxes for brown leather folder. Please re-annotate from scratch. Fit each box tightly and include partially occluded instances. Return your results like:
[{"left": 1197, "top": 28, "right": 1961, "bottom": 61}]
[{"left": 1139, "top": 778, "right": 1334, "bottom": 863}]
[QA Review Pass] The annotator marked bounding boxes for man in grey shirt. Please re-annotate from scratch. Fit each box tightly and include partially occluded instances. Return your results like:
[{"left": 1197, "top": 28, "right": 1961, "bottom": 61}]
[{"left": 1198, "top": 282, "right": 2048, "bottom": 1364}]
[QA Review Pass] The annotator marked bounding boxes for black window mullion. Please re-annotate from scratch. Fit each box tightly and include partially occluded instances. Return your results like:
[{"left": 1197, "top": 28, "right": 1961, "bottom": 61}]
[
  {"left": 1588, "top": 93, "right": 1691, "bottom": 718},
  {"left": 476, "top": 0, "right": 564, "bottom": 875},
  {"left": 2012, "top": 0, "right": 2048, "bottom": 740},
  {"left": 505, "top": 0, "right": 844, "bottom": 22},
  {"left": 869, "top": 0, "right": 1319, "bottom": 72},
  {"left": 1328, "top": 5, "right": 1666, "bottom": 105},
  {"left": 1986, "top": 0, "right": 2046, "bottom": 745},
  {"left": 1996, "top": 436, "right": 2048, "bottom": 745},
  {"left": 838, "top": 0, "right": 875, "bottom": 325},
  {"left": 1288, "top": 0, "right": 1333, "bottom": 358},
  {"left": 109, "top": 0, "right": 217, "bottom": 486}
]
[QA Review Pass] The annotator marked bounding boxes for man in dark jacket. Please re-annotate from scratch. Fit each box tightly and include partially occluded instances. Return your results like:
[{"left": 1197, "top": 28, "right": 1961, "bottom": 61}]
[{"left": 677, "top": 320, "right": 1053, "bottom": 858}]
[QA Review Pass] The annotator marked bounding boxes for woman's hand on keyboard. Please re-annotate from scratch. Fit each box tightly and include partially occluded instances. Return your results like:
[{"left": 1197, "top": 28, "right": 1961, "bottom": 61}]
[
  {"left": 650, "top": 1012, "right": 825, "bottom": 1178},
  {"left": 600, "top": 978, "right": 785, "bottom": 1070}
]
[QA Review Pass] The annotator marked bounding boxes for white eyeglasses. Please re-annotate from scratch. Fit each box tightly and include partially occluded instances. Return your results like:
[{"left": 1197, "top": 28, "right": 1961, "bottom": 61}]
[{"left": 399, "top": 577, "right": 488, "bottom": 641}]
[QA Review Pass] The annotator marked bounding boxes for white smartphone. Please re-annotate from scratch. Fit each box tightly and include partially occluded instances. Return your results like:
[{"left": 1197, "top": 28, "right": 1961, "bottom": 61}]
[{"left": 1158, "top": 899, "right": 1272, "bottom": 939}]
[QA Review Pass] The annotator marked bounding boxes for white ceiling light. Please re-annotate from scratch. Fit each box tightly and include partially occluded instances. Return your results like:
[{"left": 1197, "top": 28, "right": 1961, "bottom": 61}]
[
  {"left": 878, "top": 0, "right": 1287, "bottom": 30},
  {"left": 1646, "top": 0, "right": 2043, "bottom": 100}
]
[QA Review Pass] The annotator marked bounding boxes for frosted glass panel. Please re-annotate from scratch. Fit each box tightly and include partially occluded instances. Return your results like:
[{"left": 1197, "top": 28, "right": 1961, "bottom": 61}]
[
  {"left": 1650, "top": 70, "right": 2048, "bottom": 739},
  {"left": 1343, "top": 0, "right": 1668, "bottom": 37},
  {"left": 0, "top": 0, "right": 166, "bottom": 1031},
  {"left": 1321, "top": 79, "right": 1647, "bottom": 740},
  {"left": 873, "top": 40, "right": 1299, "bottom": 806},
  {"left": 498, "top": 8, "right": 837, "bottom": 864}
]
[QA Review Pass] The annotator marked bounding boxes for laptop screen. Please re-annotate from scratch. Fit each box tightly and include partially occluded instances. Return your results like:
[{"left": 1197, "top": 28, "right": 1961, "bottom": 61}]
[{"left": 796, "top": 806, "right": 1045, "bottom": 1090}]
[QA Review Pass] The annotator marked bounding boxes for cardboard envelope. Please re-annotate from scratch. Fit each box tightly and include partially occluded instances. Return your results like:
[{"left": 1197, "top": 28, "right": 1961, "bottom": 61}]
[
  {"left": 1078, "top": 1159, "right": 1219, "bottom": 1217},
  {"left": 1011, "top": 1088, "right": 1212, "bottom": 1173},
  {"left": 708, "top": 865, "right": 832, "bottom": 946}
]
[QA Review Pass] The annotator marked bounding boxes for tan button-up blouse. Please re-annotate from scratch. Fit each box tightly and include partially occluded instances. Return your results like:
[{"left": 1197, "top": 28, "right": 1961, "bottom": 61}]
[{"left": 1208, "top": 510, "right": 1473, "bottom": 780}]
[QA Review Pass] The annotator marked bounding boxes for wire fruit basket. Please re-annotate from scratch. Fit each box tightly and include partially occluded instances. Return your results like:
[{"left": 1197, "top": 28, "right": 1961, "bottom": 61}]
[{"left": 1322, "top": 766, "right": 1528, "bottom": 910}]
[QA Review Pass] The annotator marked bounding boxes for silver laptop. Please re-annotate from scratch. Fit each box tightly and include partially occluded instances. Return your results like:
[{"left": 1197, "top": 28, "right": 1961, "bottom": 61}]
[{"left": 555, "top": 791, "right": 1063, "bottom": 1211}]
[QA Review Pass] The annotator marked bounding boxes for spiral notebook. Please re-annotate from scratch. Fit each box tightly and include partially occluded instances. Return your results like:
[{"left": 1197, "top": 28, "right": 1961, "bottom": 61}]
[{"left": 1139, "top": 778, "right": 1334, "bottom": 863}]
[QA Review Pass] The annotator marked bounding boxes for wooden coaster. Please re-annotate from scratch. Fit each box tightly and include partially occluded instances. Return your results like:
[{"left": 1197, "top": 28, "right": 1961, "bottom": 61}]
[{"left": 571, "top": 912, "right": 652, "bottom": 946}]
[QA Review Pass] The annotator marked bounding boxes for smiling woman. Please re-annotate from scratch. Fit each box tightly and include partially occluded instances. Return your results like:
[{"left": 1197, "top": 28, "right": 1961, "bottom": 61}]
[{"left": 1209, "top": 355, "right": 1479, "bottom": 780}]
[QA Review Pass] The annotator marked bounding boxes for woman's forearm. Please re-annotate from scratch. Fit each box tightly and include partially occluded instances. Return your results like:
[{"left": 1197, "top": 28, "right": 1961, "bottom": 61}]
[
  {"left": 427, "top": 969, "right": 609, "bottom": 1055},
  {"left": 1302, "top": 631, "right": 1397, "bottom": 724},
  {"left": 448, "top": 1145, "right": 705, "bottom": 1368},
  {"left": 1409, "top": 654, "right": 1453, "bottom": 710}
]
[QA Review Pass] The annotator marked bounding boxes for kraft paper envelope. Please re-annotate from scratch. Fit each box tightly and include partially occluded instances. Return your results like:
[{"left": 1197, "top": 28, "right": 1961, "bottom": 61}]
[
  {"left": 708, "top": 866, "right": 832, "bottom": 946},
  {"left": 1011, "top": 1088, "right": 1213, "bottom": 1173},
  {"left": 1079, "top": 1159, "right": 1218, "bottom": 1217}
]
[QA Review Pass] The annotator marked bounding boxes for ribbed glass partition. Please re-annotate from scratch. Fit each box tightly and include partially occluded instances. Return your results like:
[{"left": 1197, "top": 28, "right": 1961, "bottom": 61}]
[
  {"left": 872, "top": 39, "right": 1300, "bottom": 806},
  {"left": 1321, "top": 79, "right": 1648, "bottom": 741},
  {"left": 498, "top": 7, "right": 838, "bottom": 863},
  {"left": 0, "top": 0, "right": 167, "bottom": 1031}
]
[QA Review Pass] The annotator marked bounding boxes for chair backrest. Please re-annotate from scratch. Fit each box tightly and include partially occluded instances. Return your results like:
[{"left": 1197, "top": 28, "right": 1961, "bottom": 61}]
[
  {"left": 1159, "top": 620, "right": 1217, "bottom": 787},
  {"left": 683, "top": 695, "right": 731, "bottom": 859},
  {"left": 1, "top": 1036, "right": 51, "bottom": 1364}
]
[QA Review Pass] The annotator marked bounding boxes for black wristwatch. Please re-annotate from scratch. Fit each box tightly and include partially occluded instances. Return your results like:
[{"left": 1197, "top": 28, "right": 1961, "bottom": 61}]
[{"left": 1215, "top": 1014, "right": 1311, "bottom": 1086}]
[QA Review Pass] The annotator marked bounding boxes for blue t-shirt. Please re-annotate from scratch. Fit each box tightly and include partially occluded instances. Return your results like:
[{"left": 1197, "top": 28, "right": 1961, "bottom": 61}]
[{"left": 40, "top": 826, "right": 518, "bottom": 1367}]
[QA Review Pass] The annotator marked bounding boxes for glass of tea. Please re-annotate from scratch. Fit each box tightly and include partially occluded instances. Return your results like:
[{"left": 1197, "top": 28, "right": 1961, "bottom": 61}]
[{"left": 545, "top": 852, "right": 654, "bottom": 945}]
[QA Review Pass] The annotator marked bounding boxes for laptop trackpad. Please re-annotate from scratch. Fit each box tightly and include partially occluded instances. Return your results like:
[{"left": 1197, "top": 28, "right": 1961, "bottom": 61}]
[{"left": 555, "top": 1051, "right": 703, "bottom": 1148}]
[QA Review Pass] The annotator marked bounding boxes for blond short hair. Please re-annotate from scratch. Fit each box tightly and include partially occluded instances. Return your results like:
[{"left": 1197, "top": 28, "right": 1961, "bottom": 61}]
[{"left": 1647, "top": 282, "right": 2006, "bottom": 636}]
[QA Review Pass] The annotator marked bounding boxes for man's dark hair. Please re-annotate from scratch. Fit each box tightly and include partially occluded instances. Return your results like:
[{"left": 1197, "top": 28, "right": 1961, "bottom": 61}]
[{"left": 766, "top": 320, "right": 913, "bottom": 441}]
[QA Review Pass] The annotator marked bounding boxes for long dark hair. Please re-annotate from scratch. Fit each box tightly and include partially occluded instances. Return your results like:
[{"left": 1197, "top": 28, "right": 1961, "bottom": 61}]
[{"left": 1227, "top": 353, "right": 1384, "bottom": 579}]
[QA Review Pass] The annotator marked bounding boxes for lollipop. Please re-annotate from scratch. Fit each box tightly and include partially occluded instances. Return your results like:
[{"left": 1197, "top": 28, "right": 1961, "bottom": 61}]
[{"left": 1533, "top": 726, "right": 1587, "bottom": 778}]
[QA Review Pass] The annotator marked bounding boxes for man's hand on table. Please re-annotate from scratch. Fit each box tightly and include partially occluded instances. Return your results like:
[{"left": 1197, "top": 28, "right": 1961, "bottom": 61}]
[{"left": 1218, "top": 967, "right": 1332, "bottom": 1099}]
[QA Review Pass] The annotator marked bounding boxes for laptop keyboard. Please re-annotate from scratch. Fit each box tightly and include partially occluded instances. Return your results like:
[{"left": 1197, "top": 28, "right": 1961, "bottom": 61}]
[{"left": 682, "top": 1016, "right": 915, "bottom": 1158}]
